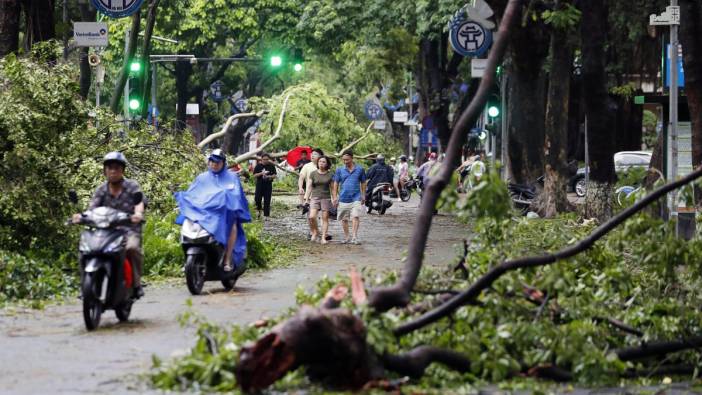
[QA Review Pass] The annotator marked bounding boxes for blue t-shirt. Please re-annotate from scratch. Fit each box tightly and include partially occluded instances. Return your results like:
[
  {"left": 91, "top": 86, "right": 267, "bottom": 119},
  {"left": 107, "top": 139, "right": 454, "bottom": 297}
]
[{"left": 333, "top": 165, "right": 367, "bottom": 203}]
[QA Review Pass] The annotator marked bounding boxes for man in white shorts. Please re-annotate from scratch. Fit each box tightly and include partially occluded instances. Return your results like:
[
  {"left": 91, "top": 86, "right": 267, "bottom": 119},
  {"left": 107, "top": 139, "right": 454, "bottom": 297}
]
[{"left": 331, "top": 150, "right": 367, "bottom": 244}]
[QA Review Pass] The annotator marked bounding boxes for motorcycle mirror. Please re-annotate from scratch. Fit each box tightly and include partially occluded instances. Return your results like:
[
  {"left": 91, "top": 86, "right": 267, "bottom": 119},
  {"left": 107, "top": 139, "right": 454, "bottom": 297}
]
[
  {"left": 132, "top": 192, "right": 143, "bottom": 205},
  {"left": 68, "top": 189, "right": 78, "bottom": 205}
]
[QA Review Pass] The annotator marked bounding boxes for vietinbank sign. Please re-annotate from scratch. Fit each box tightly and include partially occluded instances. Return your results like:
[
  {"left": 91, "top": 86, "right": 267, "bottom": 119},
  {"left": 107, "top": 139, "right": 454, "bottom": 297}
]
[
  {"left": 91, "top": 0, "right": 144, "bottom": 18},
  {"left": 74, "top": 22, "right": 109, "bottom": 47}
]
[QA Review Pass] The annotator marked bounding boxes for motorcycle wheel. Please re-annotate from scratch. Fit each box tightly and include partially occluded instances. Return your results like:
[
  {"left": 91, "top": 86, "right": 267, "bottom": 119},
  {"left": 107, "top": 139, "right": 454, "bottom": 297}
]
[
  {"left": 185, "top": 254, "right": 206, "bottom": 295},
  {"left": 221, "top": 278, "right": 236, "bottom": 290},
  {"left": 400, "top": 189, "right": 411, "bottom": 202},
  {"left": 575, "top": 178, "right": 587, "bottom": 197},
  {"left": 82, "top": 273, "right": 102, "bottom": 331},
  {"left": 115, "top": 300, "right": 132, "bottom": 322}
]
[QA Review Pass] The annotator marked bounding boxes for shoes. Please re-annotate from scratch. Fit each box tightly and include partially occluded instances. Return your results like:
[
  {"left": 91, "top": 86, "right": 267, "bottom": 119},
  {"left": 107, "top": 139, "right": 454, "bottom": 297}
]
[
  {"left": 350, "top": 238, "right": 361, "bottom": 245},
  {"left": 310, "top": 234, "right": 319, "bottom": 242},
  {"left": 320, "top": 238, "right": 328, "bottom": 245},
  {"left": 340, "top": 238, "right": 350, "bottom": 244},
  {"left": 223, "top": 263, "right": 233, "bottom": 272},
  {"left": 325, "top": 235, "right": 333, "bottom": 241},
  {"left": 134, "top": 286, "right": 145, "bottom": 299}
]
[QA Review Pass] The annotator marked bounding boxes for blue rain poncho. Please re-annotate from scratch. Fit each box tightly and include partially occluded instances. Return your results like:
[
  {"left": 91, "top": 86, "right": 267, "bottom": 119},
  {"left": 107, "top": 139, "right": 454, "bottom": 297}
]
[{"left": 175, "top": 166, "right": 251, "bottom": 267}]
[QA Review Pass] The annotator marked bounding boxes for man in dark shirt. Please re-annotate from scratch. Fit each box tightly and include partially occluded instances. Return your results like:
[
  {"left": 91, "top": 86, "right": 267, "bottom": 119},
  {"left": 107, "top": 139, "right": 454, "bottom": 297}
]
[
  {"left": 253, "top": 152, "right": 277, "bottom": 218},
  {"left": 73, "top": 151, "right": 146, "bottom": 298},
  {"left": 295, "top": 150, "right": 311, "bottom": 170},
  {"left": 366, "top": 154, "right": 395, "bottom": 196}
]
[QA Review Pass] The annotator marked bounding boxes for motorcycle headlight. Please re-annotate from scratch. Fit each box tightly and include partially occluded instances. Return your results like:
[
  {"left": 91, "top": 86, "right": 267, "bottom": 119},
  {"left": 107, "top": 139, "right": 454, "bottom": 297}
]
[{"left": 104, "top": 236, "right": 124, "bottom": 253}]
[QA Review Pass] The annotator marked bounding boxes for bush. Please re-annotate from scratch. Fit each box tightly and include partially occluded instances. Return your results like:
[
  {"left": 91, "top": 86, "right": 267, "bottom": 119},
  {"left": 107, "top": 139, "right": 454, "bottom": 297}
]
[{"left": 0, "top": 250, "right": 76, "bottom": 307}]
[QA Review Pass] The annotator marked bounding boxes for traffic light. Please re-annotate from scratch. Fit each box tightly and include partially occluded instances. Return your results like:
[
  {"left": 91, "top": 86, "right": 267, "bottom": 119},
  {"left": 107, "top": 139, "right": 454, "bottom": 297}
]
[
  {"left": 270, "top": 54, "right": 283, "bottom": 68},
  {"left": 292, "top": 48, "right": 304, "bottom": 72},
  {"left": 486, "top": 93, "right": 500, "bottom": 123},
  {"left": 127, "top": 57, "right": 144, "bottom": 117}
]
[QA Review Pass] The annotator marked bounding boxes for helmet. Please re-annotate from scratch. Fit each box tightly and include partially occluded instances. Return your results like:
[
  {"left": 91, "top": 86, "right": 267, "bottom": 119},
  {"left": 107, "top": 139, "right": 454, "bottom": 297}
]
[
  {"left": 103, "top": 151, "right": 128, "bottom": 167},
  {"left": 399, "top": 155, "right": 407, "bottom": 161},
  {"left": 208, "top": 149, "right": 226, "bottom": 163},
  {"left": 376, "top": 154, "right": 385, "bottom": 160}
]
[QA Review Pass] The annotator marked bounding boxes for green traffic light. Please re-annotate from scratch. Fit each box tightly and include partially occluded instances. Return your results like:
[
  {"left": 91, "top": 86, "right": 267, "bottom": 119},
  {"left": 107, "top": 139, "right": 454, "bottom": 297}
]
[
  {"left": 293, "top": 63, "right": 303, "bottom": 72},
  {"left": 130, "top": 61, "right": 142, "bottom": 73},
  {"left": 129, "top": 99, "right": 141, "bottom": 111},
  {"left": 270, "top": 55, "right": 282, "bottom": 67},
  {"left": 488, "top": 106, "right": 500, "bottom": 118}
]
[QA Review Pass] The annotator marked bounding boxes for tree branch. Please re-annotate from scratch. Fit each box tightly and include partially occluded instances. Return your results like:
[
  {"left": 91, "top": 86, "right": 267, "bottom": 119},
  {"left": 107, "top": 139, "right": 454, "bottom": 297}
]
[
  {"left": 394, "top": 165, "right": 702, "bottom": 336},
  {"left": 381, "top": 346, "right": 471, "bottom": 378},
  {"left": 333, "top": 122, "right": 374, "bottom": 157},
  {"left": 233, "top": 93, "right": 293, "bottom": 164},
  {"left": 367, "top": 0, "right": 523, "bottom": 313},
  {"left": 196, "top": 110, "right": 266, "bottom": 149}
]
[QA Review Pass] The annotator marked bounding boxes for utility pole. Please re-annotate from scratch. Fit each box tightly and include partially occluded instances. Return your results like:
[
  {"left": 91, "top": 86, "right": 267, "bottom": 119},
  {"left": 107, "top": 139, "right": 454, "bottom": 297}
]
[
  {"left": 668, "top": 0, "right": 680, "bottom": 220},
  {"left": 408, "top": 72, "right": 414, "bottom": 157},
  {"left": 650, "top": 2, "right": 681, "bottom": 219}
]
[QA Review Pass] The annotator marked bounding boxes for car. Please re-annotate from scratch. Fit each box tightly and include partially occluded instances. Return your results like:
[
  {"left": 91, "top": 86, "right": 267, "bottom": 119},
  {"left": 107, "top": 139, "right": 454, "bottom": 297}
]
[{"left": 570, "top": 151, "right": 652, "bottom": 197}]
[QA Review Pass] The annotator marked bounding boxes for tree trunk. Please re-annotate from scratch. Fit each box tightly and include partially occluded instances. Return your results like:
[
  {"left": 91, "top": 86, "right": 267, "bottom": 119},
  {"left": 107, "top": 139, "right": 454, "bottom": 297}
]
[
  {"left": 140, "top": 0, "right": 161, "bottom": 118},
  {"left": 417, "top": 35, "right": 463, "bottom": 150},
  {"left": 614, "top": 95, "right": 643, "bottom": 151},
  {"left": 680, "top": 0, "right": 702, "bottom": 171},
  {"left": 175, "top": 60, "right": 193, "bottom": 131},
  {"left": 109, "top": 12, "right": 141, "bottom": 114},
  {"left": 506, "top": 13, "right": 549, "bottom": 184},
  {"left": 536, "top": 21, "right": 573, "bottom": 218},
  {"left": 22, "top": 0, "right": 55, "bottom": 46},
  {"left": 581, "top": 0, "right": 615, "bottom": 221},
  {"left": 78, "top": 1, "right": 96, "bottom": 99},
  {"left": 0, "top": 0, "right": 21, "bottom": 57}
]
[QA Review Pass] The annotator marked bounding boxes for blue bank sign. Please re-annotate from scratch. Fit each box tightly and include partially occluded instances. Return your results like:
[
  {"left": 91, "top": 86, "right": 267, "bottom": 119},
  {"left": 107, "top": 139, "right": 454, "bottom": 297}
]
[{"left": 91, "top": 0, "right": 145, "bottom": 18}]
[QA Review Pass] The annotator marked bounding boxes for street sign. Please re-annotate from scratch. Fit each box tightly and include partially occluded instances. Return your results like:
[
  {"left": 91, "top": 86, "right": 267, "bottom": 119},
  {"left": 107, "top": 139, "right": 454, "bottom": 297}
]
[
  {"left": 74, "top": 22, "right": 109, "bottom": 47},
  {"left": 364, "top": 101, "right": 383, "bottom": 120},
  {"left": 393, "top": 111, "right": 408, "bottom": 123},
  {"left": 373, "top": 120, "right": 386, "bottom": 130},
  {"left": 209, "top": 80, "right": 224, "bottom": 103},
  {"left": 471, "top": 58, "right": 488, "bottom": 78},
  {"left": 650, "top": 5, "right": 680, "bottom": 26},
  {"left": 420, "top": 128, "right": 438, "bottom": 148},
  {"left": 91, "top": 0, "right": 145, "bottom": 18},
  {"left": 450, "top": 17, "right": 493, "bottom": 57},
  {"left": 665, "top": 43, "right": 685, "bottom": 88}
]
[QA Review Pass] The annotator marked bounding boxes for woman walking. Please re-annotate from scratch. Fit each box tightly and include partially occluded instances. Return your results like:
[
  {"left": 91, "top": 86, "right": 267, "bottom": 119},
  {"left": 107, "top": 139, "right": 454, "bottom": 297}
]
[{"left": 305, "top": 156, "right": 333, "bottom": 244}]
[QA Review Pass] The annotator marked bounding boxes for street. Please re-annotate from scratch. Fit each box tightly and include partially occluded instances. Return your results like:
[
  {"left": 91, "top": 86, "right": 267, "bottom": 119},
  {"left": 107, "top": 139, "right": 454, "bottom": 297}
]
[{"left": 0, "top": 197, "right": 471, "bottom": 394}]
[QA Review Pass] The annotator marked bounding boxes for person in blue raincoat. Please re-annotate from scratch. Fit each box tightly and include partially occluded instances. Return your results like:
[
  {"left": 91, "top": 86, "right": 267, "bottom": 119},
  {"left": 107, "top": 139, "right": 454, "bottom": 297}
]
[{"left": 175, "top": 149, "right": 251, "bottom": 272}]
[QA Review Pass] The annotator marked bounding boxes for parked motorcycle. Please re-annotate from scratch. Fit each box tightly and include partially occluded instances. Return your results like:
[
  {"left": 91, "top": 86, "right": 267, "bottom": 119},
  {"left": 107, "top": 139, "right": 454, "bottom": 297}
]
[
  {"left": 180, "top": 219, "right": 246, "bottom": 295},
  {"left": 507, "top": 176, "right": 543, "bottom": 215},
  {"left": 366, "top": 182, "right": 394, "bottom": 215},
  {"left": 68, "top": 190, "right": 143, "bottom": 331}
]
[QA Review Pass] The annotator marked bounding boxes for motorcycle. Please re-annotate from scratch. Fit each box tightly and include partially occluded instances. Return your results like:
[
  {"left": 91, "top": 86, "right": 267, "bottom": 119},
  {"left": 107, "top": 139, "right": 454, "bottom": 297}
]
[
  {"left": 507, "top": 176, "right": 543, "bottom": 215},
  {"left": 366, "top": 182, "right": 393, "bottom": 215},
  {"left": 180, "top": 219, "right": 246, "bottom": 295},
  {"left": 388, "top": 178, "right": 413, "bottom": 202},
  {"left": 68, "top": 190, "right": 143, "bottom": 331}
]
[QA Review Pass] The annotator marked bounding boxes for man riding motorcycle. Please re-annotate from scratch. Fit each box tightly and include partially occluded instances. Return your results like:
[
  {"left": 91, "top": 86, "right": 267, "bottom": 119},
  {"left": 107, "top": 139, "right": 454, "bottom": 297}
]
[
  {"left": 365, "top": 154, "right": 395, "bottom": 201},
  {"left": 73, "top": 151, "right": 146, "bottom": 298}
]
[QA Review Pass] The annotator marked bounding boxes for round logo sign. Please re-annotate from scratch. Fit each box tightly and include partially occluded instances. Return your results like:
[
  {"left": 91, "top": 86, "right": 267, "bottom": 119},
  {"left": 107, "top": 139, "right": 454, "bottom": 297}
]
[
  {"left": 91, "top": 0, "right": 145, "bottom": 19},
  {"left": 450, "top": 18, "right": 493, "bottom": 57},
  {"left": 364, "top": 101, "right": 383, "bottom": 120}
]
